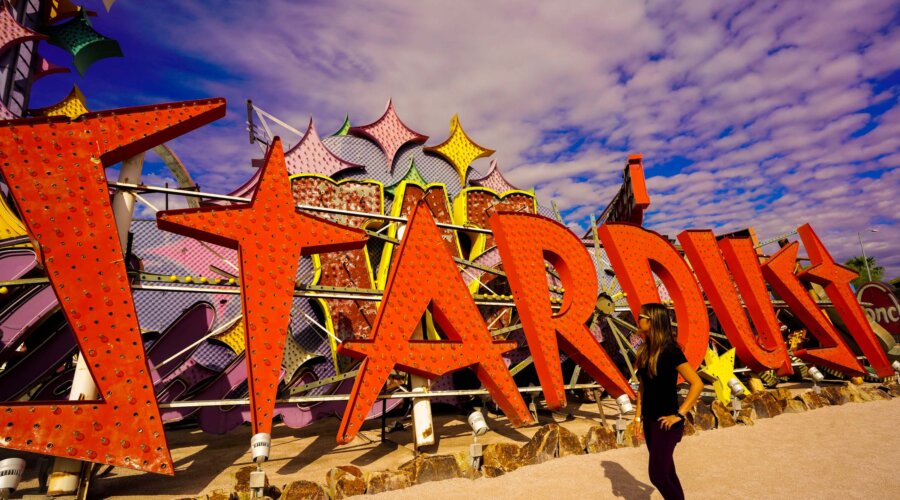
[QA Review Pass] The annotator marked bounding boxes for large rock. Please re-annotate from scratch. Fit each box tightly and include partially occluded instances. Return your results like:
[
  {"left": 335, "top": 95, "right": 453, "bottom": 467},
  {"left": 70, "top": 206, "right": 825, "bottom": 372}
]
[
  {"left": 710, "top": 399, "right": 736, "bottom": 428},
  {"left": 682, "top": 420, "right": 697, "bottom": 437},
  {"left": 206, "top": 491, "right": 233, "bottom": 500},
  {"left": 747, "top": 375, "right": 766, "bottom": 393},
  {"left": 880, "top": 382, "right": 900, "bottom": 398},
  {"left": 584, "top": 425, "right": 618, "bottom": 453},
  {"left": 281, "top": 480, "right": 328, "bottom": 500},
  {"left": 821, "top": 386, "right": 849, "bottom": 406},
  {"left": 622, "top": 421, "right": 644, "bottom": 447},
  {"left": 865, "top": 386, "right": 893, "bottom": 400},
  {"left": 842, "top": 383, "right": 869, "bottom": 403},
  {"left": 481, "top": 465, "right": 505, "bottom": 478},
  {"left": 364, "top": 470, "right": 413, "bottom": 495},
  {"left": 798, "top": 391, "right": 830, "bottom": 409},
  {"left": 737, "top": 406, "right": 755, "bottom": 426},
  {"left": 746, "top": 392, "right": 782, "bottom": 419},
  {"left": 781, "top": 399, "right": 808, "bottom": 413},
  {"left": 770, "top": 388, "right": 793, "bottom": 402},
  {"left": 398, "top": 454, "right": 463, "bottom": 484},
  {"left": 326, "top": 466, "right": 366, "bottom": 499},
  {"left": 482, "top": 443, "right": 522, "bottom": 473},
  {"left": 558, "top": 425, "right": 584, "bottom": 457},
  {"left": 452, "top": 451, "right": 481, "bottom": 479},
  {"left": 519, "top": 424, "right": 559, "bottom": 465},
  {"left": 690, "top": 403, "right": 716, "bottom": 431}
]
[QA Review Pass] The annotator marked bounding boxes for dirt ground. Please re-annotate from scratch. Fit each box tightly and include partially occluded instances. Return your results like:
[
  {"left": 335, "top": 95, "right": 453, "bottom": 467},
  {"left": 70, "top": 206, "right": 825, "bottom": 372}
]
[{"left": 3, "top": 385, "right": 899, "bottom": 499}]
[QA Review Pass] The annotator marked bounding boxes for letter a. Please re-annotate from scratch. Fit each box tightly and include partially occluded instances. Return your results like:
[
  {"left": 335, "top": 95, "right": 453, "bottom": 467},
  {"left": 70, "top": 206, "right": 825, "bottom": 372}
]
[
  {"left": 491, "top": 212, "right": 635, "bottom": 410},
  {"left": 338, "top": 202, "right": 532, "bottom": 444}
]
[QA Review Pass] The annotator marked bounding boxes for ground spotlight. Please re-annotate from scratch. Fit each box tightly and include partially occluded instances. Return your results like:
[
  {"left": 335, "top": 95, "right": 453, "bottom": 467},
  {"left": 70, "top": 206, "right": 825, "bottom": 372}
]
[
  {"left": 808, "top": 366, "right": 825, "bottom": 383},
  {"left": 0, "top": 458, "right": 25, "bottom": 498},
  {"left": 616, "top": 394, "right": 634, "bottom": 415},
  {"left": 251, "top": 432, "right": 271, "bottom": 463},
  {"left": 468, "top": 409, "right": 489, "bottom": 437},
  {"left": 727, "top": 377, "right": 744, "bottom": 397}
]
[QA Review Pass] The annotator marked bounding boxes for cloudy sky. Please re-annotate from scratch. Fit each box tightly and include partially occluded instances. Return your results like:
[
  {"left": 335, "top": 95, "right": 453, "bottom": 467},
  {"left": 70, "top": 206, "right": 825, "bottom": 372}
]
[{"left": 33, "top": 0, "right": 900, "bottom": 277}]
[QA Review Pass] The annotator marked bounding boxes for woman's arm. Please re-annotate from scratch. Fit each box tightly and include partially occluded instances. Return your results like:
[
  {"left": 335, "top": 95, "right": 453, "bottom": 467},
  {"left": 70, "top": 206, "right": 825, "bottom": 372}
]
[
  {"left": 635, "top": 380, "right": 643, "bottom": 423},
  {"left": 658, "top": 362, "right": 703, "bottom": 430},
  {"left": 675, "top": 362, "right": 703, "bottom": 416}
]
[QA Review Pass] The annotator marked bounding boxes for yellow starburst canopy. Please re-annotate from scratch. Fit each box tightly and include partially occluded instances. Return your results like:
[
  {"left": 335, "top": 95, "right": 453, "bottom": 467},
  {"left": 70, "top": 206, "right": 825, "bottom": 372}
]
[
  {"left": 30, "top": 85, "right": 89, "bottom": 119},
  {"left": 212, "top": 318, "right": 246, "bottom": 354},
  {"left": 425, "top": 114, "right": 494, "bottom": 186}
]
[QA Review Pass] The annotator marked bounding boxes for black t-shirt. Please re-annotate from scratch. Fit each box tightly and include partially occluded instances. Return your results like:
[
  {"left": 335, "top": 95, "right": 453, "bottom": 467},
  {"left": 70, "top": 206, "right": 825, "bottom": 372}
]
[{"left": 638, "top": 341, "right": 688, "bottom": 420}]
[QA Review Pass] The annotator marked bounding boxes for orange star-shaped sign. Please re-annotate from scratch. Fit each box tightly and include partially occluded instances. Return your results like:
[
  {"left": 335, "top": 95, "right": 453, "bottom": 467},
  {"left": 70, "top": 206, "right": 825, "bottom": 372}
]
[
  {"left": 0, "top": 98, "right": 226, "bottom": 474},
  {"left": 157, "top": 137, "right": 368, "bottom": 435}
]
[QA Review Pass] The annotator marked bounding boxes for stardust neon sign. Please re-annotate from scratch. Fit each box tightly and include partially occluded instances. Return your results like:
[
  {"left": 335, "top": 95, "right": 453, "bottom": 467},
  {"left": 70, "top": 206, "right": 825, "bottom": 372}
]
[{"left": 0, "top": 99, "right": 891, "bottom": 474}]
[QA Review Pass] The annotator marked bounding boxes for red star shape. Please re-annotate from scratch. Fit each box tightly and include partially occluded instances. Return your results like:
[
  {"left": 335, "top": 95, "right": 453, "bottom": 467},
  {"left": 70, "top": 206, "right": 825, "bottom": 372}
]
[{"left": 157, "top": 137, "right": 368, "bottom": 434}]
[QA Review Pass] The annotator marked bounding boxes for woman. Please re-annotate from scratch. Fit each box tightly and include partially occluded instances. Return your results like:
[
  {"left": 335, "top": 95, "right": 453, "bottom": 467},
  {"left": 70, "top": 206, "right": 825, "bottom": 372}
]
[{"left": 634, "top": 303, "right": 703, "bottom": 500}]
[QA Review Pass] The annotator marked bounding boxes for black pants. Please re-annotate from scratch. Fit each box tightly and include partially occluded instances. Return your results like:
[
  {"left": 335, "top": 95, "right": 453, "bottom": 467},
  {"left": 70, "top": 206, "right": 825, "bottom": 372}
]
[{"left": 643, "top": 419, "right": 685, "bottom": 500}]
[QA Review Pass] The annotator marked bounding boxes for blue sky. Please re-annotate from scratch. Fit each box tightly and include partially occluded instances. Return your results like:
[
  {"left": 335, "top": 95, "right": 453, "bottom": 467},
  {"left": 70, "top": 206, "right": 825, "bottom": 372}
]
[{"left": 32, "top": 0, "right": 900, "bottom": 277}]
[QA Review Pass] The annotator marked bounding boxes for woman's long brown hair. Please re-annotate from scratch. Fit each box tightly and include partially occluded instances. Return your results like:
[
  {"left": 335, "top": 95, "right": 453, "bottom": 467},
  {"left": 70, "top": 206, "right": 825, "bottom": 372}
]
[{"left": 635, "top": 303, "right": 676, "bottom": 378}]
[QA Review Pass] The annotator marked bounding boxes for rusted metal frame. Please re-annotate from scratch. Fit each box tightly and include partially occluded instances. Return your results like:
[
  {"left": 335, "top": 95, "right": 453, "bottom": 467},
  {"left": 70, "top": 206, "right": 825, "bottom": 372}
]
[
  {"left": 158, "top": 382, "right": 605, "bottom": 409},
  {"left": 754, "top": 229, "right": 800, "bottom": 249},
  {"left": 108, "top": 182, "right": 493, "bottom": 234},
  {"left": 605, "top": 317, "right": 637, "bottom": 381},
  {"left": 288, "top": 370, "right": 359, "bottom": 396},
  {"left": 590, "top": 214, "right": 610, "bottom": 295}
]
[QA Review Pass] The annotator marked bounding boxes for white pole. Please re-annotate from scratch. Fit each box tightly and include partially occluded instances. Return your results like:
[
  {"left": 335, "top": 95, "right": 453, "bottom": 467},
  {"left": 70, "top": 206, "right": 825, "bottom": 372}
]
[
  {"left": 858, "top": 231, "right": 872, "bottom": 282},
  {"left": 47, "top": 154, "right": 146, "bottom": 495}
]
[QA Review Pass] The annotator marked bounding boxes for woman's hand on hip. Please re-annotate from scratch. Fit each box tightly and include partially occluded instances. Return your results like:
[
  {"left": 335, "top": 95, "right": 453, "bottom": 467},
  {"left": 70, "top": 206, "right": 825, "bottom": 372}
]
[{"left": 657, "top": 414, "right": 682, "bottom": 430}]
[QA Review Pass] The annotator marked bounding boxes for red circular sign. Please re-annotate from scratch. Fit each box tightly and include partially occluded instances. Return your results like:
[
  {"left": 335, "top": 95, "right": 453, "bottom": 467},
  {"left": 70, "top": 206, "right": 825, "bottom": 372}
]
[{"left": 857, "top": 282, "right": 900, "bottom": 341}]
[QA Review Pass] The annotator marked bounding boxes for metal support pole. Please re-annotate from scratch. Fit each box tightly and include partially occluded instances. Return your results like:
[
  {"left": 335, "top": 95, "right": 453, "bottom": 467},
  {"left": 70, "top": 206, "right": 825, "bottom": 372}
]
[{"left": 858, "top": 231, "right": 872, "bottom": 282}]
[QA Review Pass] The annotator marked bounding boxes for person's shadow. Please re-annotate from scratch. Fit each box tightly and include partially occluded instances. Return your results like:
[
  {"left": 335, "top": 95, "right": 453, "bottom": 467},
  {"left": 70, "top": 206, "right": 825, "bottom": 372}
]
[{"left": 601, "top": 460, "right": 654, "bottom": 499}]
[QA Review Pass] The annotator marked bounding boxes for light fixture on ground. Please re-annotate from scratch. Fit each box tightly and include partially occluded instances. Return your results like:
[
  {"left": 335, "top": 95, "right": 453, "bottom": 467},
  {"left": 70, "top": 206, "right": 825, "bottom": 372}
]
[
  {"left": 893, "top": 360, "right": 900, "bottom": 384},
  {"left": 467, "top": 409, "right": 489, "bottom": 437},
  {"left": 0, "top": 458, "right": 25, "bottom": 500},
  {"left": 467, "top": 409, "right": 489, "bottom": 469},
  {"left": 250, "top": 432, "right": 271, "bottom": 462},
  {"left": 616, "top": 394, "right": 634, "bottom": 414},
  {"left": 615, "top": 395, "right": 634, "bottom": 446},
  {"left": 727, "top": 377, "right": 744, "bottom": 397},
  {"left": 728, "top": 377, "right": 744, "bottom": 419},
  {"left": 249, "top": 433, "right": 270, "bottom": 499},
  {"left": 808, "top": 366, "right": 825, "bottom": 393}
]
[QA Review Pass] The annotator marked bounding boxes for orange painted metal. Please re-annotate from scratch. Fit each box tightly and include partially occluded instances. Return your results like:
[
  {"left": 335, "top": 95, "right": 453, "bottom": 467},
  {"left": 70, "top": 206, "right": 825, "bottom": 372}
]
[
  {"left": 679, "top": 231, "right": 792, "bottom": 375},
  {"left": 157, "top": 138, "right": 368, "bottom": 435},
  {"left": 337, "top": 202, "right": 532, "bottom": 444},
  {"left": 796, "top": 224, "right": 892, "bottom": 377},
  {"left": 490, "top": 212, "right": 635, "bottom": 409},
  {"left": 597, "top": 223, "right": 709, "bottom": 370},
  {"left": 718, "top": 237, "right": 793, "bottom": 375},
  {"left": 761, "top": 241, "right": 865, "bottom": 375},
  {"left": 0, "top": 98, "right": 226, "bottom": 474}
]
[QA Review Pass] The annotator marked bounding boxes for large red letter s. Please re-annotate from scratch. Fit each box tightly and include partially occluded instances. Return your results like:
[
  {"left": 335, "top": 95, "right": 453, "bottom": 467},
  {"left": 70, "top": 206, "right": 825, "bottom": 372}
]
[
  {"left": 491, "top": 212, "right": 634, "bottom": 410},
  {"left": 679, "top": 231, "right": 792, "bottom": 375}
]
